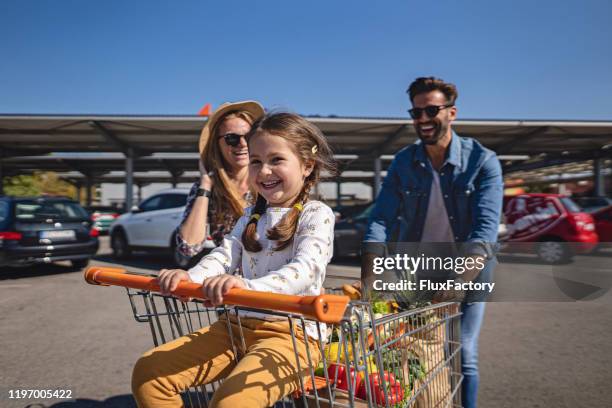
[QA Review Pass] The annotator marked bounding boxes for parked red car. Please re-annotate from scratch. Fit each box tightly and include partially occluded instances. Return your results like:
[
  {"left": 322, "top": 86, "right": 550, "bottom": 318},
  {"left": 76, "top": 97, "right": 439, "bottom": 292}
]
[
  {"left": 503, "top": 194, "right": 599, "bottom": 263},
  {"left": 592, "top": 204, "right": 612, "bottom": 243}
]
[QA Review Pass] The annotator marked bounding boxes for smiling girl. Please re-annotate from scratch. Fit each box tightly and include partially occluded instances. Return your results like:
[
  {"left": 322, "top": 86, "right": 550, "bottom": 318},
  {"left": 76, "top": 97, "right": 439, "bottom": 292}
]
[{"left": 132, "top": 112, "right": 336, "bottom": 408}]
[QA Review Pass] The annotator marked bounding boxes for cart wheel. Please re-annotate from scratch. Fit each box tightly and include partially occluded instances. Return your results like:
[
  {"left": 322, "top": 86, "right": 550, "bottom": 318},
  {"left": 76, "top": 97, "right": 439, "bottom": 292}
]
[
  {"left": 111, "top": 230, "right": 131, "bottom": 259},
  {"left": 71, "top": 259, "right": 90, "bottom": 269},
  {"left": 536, "top": 240, "right": 571, "bottom": 264}
]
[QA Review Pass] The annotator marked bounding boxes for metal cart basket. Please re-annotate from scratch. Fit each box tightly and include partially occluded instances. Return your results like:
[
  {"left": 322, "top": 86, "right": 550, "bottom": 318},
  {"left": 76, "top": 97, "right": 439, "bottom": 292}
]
[{"left": 85, "top": 266, "right": 462, "bottom": 408}]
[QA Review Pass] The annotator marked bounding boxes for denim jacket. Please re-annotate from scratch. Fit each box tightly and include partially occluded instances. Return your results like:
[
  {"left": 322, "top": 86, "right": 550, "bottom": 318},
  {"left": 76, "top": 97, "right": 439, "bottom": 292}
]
[{"left": 364, "top": 132, "right": 503, "bottom": 259}]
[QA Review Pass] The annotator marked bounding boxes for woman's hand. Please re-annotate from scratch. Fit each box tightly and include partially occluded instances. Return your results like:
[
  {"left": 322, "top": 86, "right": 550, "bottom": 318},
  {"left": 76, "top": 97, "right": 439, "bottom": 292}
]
[
  {"left": 158, "top": 269, "right": 192, "bottom": 295},
  {"left": 202, "top": 274, "right": 246, "bottom": 306},
  {"left": 199, "top": 158, "right": 214, "bottom": 190}
]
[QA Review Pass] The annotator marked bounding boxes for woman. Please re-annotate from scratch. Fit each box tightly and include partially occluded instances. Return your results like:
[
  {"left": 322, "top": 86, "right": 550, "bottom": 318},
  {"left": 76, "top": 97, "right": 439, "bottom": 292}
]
[{"left": 175, "top": 101, "right": 265, "bottom": 267}]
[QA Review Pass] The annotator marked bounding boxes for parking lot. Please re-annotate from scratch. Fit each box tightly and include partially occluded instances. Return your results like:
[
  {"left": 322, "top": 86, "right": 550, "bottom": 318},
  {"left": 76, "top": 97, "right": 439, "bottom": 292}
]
[{"left": 1, "top": 237, "right": 611, "bottom": 408}]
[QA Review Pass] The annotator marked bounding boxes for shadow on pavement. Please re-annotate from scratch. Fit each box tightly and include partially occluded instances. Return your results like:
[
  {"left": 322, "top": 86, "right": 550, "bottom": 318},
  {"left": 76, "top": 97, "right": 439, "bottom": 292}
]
[
  {"left": 589, "top": 244, "right": 612, "bottom": 257},
  {"left": 93, "top": 253, "right": 176, "bottom": 271},
  {"left": 0, "top": 262, "right": 81, "bottom": 281},
  {"left": 330, "top": 256, "right": 361, "bottom": 267},
  {"left": 42, "top": 391, "right": 214, "bottom": 408},
  {"left": 23, "top": 394, "right": 136, "bottom": 408},
  {"left": 498, "top": 246, "right": 612, "bottom": 265},
  {"left": 496, "top": 253, "right": 562, "bottom": 265}
]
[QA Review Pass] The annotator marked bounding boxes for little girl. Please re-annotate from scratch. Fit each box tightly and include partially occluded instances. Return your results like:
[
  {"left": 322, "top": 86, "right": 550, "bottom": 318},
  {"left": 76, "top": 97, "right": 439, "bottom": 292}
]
[{"left": 132, "top": 112, "right": 337, "bottom": 408}]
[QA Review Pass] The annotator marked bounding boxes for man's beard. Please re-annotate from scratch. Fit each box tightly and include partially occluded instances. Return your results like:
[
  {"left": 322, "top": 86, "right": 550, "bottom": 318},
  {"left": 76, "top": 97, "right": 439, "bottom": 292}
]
[{"left": 416, "top": 120, "right": 449, "bottom": 145}]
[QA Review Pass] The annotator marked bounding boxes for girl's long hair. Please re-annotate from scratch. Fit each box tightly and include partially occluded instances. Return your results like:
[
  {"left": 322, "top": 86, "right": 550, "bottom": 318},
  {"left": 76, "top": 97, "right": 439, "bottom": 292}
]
[
  {"left": 201, "top": 111, "right": 257, "bottom": 225},
  {"left": 242, "top": 112, "right": 336, "bottom": 252}
]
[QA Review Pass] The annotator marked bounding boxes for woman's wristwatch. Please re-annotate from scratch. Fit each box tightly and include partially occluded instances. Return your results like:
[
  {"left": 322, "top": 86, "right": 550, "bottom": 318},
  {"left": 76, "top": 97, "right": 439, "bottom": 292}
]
[{"left": 196, "top": 188, "right": 212, "bottom": 198}]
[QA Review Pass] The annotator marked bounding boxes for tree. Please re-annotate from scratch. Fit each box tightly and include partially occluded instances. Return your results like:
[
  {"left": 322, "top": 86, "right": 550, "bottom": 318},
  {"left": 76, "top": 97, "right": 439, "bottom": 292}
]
[
  {"left": 3, "top": 174, "right": 40, "bottom": 196},
  {"left": 3, "top": 172, "right": 79, "bottom": 199}
]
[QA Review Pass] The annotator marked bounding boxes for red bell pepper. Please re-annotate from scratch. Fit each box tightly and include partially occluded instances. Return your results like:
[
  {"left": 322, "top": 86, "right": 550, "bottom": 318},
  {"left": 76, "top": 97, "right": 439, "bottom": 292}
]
[
  {"left": 327, "top": 363, "right": 362, "bottom": 392},
  {"left": 356, "top": 371, "right": 404, "bottom": 406}
]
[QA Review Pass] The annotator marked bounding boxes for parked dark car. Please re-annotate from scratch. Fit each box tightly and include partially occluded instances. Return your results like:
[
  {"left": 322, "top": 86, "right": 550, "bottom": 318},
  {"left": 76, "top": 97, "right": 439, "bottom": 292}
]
[
  {"left": 0, "top": 196, "right": 99, "bottom": 268},
  {"left": 333, "top": 204, "right": 374, "bottom": 258},
  {"left": 86, "top": 205, "right": 123, "bottom": 235}
]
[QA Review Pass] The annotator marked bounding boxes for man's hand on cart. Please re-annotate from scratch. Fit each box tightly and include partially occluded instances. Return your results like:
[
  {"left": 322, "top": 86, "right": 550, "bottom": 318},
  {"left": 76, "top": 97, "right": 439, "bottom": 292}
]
[
  {"left": 158, "top": 269, "right": 193, "bottom": 301},
  {"left": 432, "top": 255, "right": 486, "bottom": 303},
  {"left": 202, "top": 274, "right": 247, "bottom": 307}
]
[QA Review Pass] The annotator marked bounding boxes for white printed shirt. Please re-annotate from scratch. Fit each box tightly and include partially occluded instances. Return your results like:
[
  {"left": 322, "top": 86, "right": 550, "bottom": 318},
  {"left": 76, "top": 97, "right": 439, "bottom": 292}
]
[{"left": 187, "top": 201, "right": 335, "bottom": 335}]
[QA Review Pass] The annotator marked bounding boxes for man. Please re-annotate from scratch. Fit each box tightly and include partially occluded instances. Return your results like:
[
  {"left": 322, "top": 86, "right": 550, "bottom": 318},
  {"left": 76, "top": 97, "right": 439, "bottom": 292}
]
[{"left": 363, "top": 77, "right": 503, "bottom": 408}]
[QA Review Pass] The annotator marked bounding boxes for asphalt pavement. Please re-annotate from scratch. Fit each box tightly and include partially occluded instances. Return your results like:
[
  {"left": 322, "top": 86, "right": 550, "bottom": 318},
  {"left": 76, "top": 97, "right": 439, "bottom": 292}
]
[{"left": 1, "top": 237, "right": 611, "bottom": 407}]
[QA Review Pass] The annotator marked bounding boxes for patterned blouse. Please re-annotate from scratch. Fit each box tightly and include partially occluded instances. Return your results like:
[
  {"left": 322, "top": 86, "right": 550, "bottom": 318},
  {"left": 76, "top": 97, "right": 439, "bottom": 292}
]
[
  {"left": 186, "top": 201, "right": 335, "bottom": 337},
  {"left": 175, "top": 181, "right": 254, "bottom": 257}
]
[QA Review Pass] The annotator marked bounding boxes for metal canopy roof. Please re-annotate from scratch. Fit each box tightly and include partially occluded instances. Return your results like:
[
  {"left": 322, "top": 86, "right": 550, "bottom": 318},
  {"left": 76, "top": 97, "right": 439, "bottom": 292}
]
[
  {"left": 1, "top": 115, "right": 611, "bottom": 180},
  {"left": 56, "top": 164, "right": 609, "bottom": 188},
  {"left": 0, "top": 153, "right": 364, "bottom": 179},
  {"left": 505, "top": 159, "right": 612, "bottom": 187},
  {"left": 55, "top": 170, "right": 384, "bottom": 186},
  {"left": 1, "top": 114, "right": 611, "bottom": 155},
  {"left": 1, "top": 154, "right": 200, "bottom": 177},
  {"left": 0, "top": 152, "right": 576, "bottom": 179}
]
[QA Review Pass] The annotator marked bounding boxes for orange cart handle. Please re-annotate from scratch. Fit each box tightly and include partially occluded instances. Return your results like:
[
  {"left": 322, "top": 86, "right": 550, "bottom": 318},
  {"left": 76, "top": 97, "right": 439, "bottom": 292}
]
[{"left": 84, "top": 266, "right": 349, "bottom": 324}]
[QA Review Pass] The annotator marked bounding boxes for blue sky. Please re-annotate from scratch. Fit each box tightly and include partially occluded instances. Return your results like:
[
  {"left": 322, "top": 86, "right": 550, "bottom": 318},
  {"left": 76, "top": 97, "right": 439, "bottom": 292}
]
[{"left": 1, "top": 0, "right": 611, "bottom": 120}]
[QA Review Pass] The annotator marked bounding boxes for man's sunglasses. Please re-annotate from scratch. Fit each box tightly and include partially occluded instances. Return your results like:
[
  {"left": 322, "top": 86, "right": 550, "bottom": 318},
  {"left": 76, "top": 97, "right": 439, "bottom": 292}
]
[
  {"left": 408, "top": 104, "right": 454, "bottom": 120},
  {"left": 219, "top": 133, "right": 247, "bottom": 147}
]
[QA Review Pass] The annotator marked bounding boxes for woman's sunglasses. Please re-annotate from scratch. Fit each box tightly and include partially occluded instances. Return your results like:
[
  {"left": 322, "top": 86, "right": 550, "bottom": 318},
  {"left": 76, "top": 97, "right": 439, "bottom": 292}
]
[
  {"left": 408, "top": 104, "right": 454, "bottom": 120},
  {"left": 219, "top": 133, "right": 247, "bottom": 147}
]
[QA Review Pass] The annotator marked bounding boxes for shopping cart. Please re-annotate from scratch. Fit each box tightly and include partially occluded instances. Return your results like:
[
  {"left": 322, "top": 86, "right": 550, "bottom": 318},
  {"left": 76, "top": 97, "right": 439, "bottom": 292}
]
[{"left": 85, "top": 266, "right": 463, "bottom": 408}]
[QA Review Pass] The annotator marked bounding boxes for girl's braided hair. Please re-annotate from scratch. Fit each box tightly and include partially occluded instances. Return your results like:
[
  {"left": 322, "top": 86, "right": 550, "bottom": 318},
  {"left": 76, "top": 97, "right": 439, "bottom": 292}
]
[{"left": 242, "top": 112, "right": 336, "bottom": 252}]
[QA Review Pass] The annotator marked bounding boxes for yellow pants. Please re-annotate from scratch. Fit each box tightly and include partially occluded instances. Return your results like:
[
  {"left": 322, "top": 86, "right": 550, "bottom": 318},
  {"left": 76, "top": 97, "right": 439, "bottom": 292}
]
[{"left": 132, "top": 316, "right": 321, "bottom": 408}]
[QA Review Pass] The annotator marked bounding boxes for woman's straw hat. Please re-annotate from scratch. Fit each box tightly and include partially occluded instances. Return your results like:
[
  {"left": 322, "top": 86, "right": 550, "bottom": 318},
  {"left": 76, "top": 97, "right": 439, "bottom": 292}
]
[{"left": 198, "top": 100, "right": 265, "bottom": 155}]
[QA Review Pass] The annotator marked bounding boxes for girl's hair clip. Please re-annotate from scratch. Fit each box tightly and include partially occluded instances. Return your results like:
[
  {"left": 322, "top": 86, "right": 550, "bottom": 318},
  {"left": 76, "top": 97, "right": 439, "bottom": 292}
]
[
  {"left": 293, "top": 203, "right": 304, "bottom": 212},
  {"left": 311, "top": 145, "right": 318, "bottom": 154},
  {"left": 250, "top": 214, "right": 261, "bottom": 221}
]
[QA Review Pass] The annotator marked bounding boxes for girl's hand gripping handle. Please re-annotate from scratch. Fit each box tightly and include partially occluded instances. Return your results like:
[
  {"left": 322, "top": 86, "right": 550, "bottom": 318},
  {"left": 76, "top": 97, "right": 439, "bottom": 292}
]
[{"left": 84, "top": 266, "right": 349, "bottom": 323}]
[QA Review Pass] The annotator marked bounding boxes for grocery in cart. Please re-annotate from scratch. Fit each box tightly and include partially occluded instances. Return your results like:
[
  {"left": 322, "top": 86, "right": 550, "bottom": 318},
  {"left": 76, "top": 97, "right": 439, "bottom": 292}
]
[{"left": 85, "top": 266, "right": 463, "bottom": 407}]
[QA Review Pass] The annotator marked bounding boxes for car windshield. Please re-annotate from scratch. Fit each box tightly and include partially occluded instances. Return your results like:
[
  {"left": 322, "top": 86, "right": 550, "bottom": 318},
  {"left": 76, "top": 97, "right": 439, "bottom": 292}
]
[
  {"left": 560, "top": 197, "right": 582, "bottom": 213},
  {"left": 15, "top": 200, "right": 89, "bottom": 220}
]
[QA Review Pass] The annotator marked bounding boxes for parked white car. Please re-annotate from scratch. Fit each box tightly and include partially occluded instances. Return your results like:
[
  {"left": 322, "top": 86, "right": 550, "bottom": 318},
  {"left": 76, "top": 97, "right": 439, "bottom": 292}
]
[{"left": 109, "top": 188, "right": 214, "bottom": 268}]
